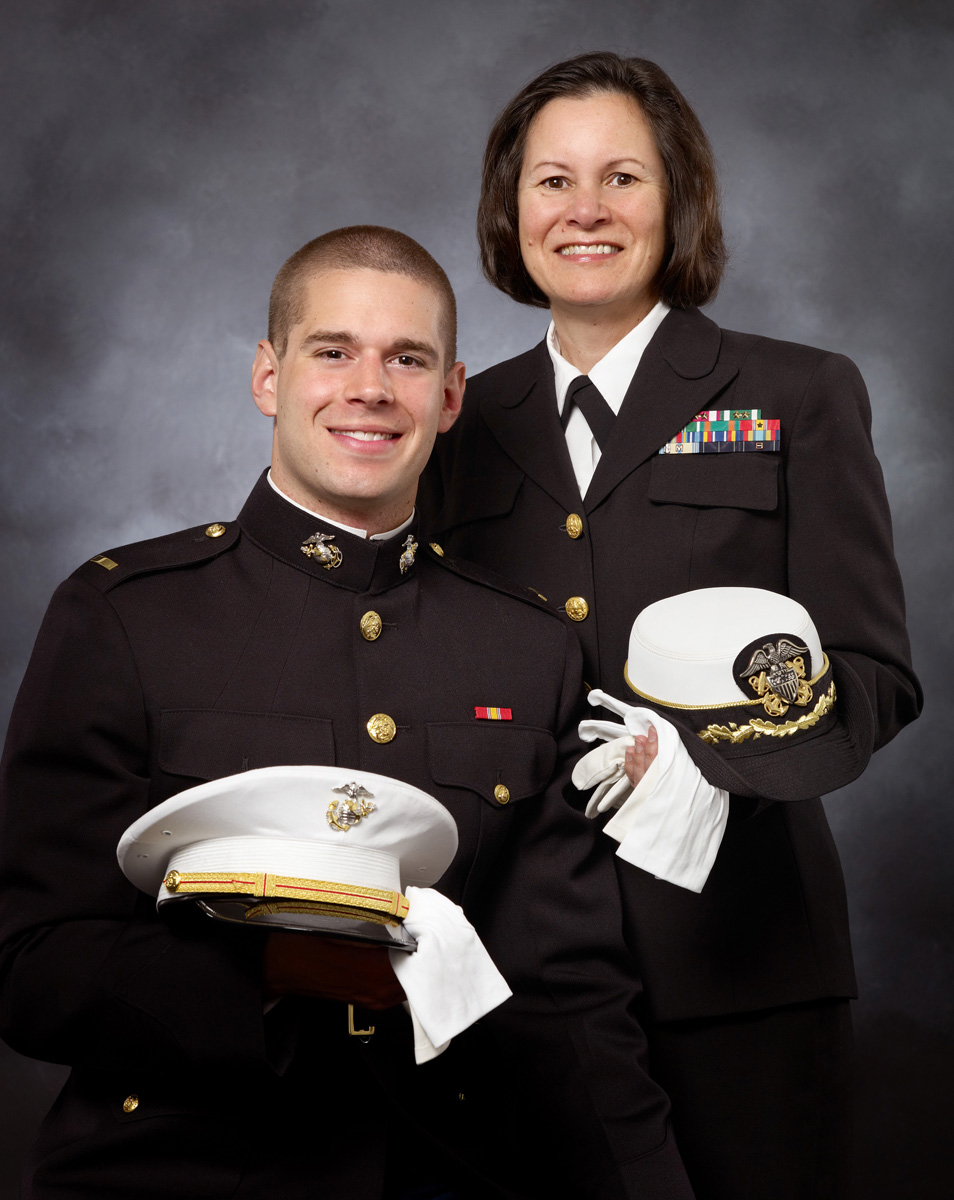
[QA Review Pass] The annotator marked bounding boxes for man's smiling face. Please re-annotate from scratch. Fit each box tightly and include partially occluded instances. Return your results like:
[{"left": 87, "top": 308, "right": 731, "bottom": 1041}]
[{"left": 251, "top": 268, "right": 464, "bottom": 534}]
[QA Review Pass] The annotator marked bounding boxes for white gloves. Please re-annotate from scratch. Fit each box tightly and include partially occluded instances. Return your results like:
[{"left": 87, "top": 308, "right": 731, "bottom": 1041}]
[
  {"left": 573, "top": 689, "right": 729, "bottom": 894},
  {"left": 389, "top": 886, "right": 512, "bottom": 1064}
]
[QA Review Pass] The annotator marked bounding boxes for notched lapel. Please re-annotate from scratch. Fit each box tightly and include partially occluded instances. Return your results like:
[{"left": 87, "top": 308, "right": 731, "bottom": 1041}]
[
  {"left": 584, "top": 309, "right": 740, "bottom": 512},
  {"left": 480, "top": 341, "right": 583, "bottom": 511}
]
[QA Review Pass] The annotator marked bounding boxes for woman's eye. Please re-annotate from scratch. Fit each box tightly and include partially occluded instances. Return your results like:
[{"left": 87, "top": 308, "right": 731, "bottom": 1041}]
[
  {"left": 541, "top": 176, "right": 568, "bottom": 190},
  {"left": 610, "top": 172, "right": 636, "bottom": 186}
]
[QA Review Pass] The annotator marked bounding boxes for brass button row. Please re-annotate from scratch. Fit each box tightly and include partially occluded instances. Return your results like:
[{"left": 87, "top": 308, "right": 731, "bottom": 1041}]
[{"left": 562, "top": 514, "right": 586, "bottom": 617}]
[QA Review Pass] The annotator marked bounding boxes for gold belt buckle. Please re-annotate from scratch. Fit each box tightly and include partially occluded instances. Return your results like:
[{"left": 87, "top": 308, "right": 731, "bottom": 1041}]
[{"left": 347, "top": 1004, "right": 375, "bottom": 1038}]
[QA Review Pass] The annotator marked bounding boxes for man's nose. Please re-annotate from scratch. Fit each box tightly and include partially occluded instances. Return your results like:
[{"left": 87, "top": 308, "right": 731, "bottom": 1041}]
[{"left": 350, "top": 354, "right": 393, "bottom": 403}]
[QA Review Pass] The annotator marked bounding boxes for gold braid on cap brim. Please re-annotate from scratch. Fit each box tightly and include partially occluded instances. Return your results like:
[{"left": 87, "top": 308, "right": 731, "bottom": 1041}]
[
  {"left": 697, "top": 681, "right": 836, "bottom": 744},
  {"left": 161, "top": 870, "right": 409, "bottom": 920}
]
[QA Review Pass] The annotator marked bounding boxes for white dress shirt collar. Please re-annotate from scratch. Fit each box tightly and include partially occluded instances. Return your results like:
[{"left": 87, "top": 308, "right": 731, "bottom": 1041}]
[
  {"left": 547, "top": 299, "right": 670, "bottom": 414},
  {"left": 546, "top": 300, "right": 670, "bottom": 496},
  {"left": 266, "top": 471, "right": 415, "bottom": 542}
]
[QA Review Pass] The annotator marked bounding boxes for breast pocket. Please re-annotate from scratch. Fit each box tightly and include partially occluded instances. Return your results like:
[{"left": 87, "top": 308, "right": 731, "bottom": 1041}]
[
  {"left": 649, "top": 452, "right": 779, "bottom": 511},
  {"left": 158, "top": 709, "right": 336, "bottom": 781},
  {"left": 648, "top": 452, "right": 785, "bottom": 586},
  {"left": 426, "top": 722, "right": 556, "bottom": 808}
]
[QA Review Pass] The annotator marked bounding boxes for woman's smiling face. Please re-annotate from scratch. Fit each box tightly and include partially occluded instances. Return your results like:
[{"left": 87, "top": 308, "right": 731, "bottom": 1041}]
[{"left": 517, "top": 91, "right": 669, "bottom": 326}]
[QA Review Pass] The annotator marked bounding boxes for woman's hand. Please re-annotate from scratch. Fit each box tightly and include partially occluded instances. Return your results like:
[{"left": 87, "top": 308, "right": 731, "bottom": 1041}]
[{"left": 624, "top": 723, "right": 658, "bottom": 788}]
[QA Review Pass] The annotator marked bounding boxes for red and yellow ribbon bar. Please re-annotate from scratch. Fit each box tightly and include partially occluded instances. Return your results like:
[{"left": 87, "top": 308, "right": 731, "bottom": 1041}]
[{"left": 475, "top": 706, "right": 512, "bottom": 721}]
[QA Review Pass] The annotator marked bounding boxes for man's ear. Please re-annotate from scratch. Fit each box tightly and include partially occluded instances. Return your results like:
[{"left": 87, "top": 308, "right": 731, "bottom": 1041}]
[
  {"left": 437, "top": 361, "right": 466, "bottom": 434},
  {"left": 251, "top": 340, "right": 281, "bottom": 417}
]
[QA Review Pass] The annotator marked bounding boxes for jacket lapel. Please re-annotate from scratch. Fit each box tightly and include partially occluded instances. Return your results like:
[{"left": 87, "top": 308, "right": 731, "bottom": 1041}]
[
  {"left": 584, "top": 308, "right": 740, "bottom": 512},
  {"left": 480, "top": 340, "right": 583, "bottom": 511}
]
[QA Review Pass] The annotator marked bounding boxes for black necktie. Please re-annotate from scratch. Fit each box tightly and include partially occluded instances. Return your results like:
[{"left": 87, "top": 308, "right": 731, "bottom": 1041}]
[{"left": 560, "top": 375, "right": 615, "bottom": 451}]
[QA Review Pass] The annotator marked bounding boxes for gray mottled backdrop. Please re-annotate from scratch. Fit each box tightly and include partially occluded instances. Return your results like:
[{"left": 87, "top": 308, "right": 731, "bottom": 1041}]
[{"left": 1, "top": 1, "right": 951, "bottom": 1195}]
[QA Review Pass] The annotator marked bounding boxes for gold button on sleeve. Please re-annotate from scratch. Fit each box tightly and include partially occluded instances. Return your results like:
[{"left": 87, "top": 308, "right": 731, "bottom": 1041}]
[
  {"left": 205, "top": 523, "right": 226, "bottom": 538},
  {"left": 494, "top": 784, "right": 510, "bottom": 804},
  {"left": 565, "top": 596, "right": 589, "bottom": 622},
  {"left": 367, "top": 714, "right": 397, "bottom": 744},
  {"left": 122, "top": 1095, "right": 139, "bottom": 1114},
  {"left": 360, "top": 611, "right": 382, "bottom": 641},
  {"left": 565, "top": 513, "right": 583, "bottom": 539}
]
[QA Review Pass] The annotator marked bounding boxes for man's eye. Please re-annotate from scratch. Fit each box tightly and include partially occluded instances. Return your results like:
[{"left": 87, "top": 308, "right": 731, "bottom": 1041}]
[
  {"left": 394, "top": 355, "right": 421, "bottom": 367},
  {"left": 318, "top": 349, "right": 345, "bottom": 360}
]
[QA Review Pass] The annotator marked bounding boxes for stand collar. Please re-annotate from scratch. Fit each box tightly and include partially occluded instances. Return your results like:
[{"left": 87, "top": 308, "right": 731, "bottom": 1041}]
[{"left": 238, "top": 470, "right": 419, "bottom": 593}]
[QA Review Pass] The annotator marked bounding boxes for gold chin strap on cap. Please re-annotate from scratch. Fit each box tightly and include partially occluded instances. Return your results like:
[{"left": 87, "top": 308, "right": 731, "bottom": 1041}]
[
  {"left": 624, "top": 654, "right": 831, "bottom": 712},
  {"left": 162, "top": 870, "right": 409, "bottom": 920}
]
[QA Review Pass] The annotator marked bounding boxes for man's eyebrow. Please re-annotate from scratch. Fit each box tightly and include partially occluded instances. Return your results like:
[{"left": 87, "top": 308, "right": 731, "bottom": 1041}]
[
  {"left": 299, "top": 329, "right": 359, "bottom": 350},
  {"left": 389, "top": 338, "right": 440, "bottom": 364}
]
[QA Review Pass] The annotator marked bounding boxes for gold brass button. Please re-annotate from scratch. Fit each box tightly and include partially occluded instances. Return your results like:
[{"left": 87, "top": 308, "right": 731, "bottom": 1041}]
[
  {"left": 122, "top": 1094, "right": 139, "bottom": 1114},
  {"left": 360, "top": 611, "right": 382, "bottom": 641},
  {"left": 205, "top": 523, "right": 226, "bottom": 538},
  {"left": 565, "top": 596, "right": 589, "bottom": 622},
  {"left": 429, "top": 542, "right": 445, "bottom": 556},
  {"left": 565, "top": 513, "right": 583, "bottom": 539},
  {"left": 163, "top": 870, "right": 181, "bottom": 892},
  {"left": 367, "top": 714, "right": 397, "bottom": 744},
  {"left": 494, "top": 784, "right": 511, "bottom": 805}
]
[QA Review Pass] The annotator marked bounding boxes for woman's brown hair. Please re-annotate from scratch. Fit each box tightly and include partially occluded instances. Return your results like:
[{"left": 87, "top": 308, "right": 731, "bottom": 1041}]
[{"left": 478, "top": 52, "right": 727, "bottom": 310}]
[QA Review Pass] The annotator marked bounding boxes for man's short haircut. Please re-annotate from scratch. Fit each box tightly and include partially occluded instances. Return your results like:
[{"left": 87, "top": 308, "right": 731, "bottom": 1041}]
[
  {"left": 269, "top": 225, "right": 457, "bottom": 367},
  {"left": 478, "top": 52, "right": 727, "bottom": 311}
]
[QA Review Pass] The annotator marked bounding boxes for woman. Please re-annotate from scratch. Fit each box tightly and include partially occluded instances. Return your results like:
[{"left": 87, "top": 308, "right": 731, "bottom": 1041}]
[{"left": 421, "top": 52, "right": 921, "bottom": 1200}]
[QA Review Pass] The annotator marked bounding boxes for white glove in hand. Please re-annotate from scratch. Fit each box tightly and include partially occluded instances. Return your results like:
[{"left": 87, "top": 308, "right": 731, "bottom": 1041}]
[
  {"left": 573, "top": 691, "right": 661, "bottom": 817},
  {"left": 574, "top": 689, "right": 729, "bottom": 894},
  {"left": 389, "top": 886, "right": 512, "bottom": 1064}
]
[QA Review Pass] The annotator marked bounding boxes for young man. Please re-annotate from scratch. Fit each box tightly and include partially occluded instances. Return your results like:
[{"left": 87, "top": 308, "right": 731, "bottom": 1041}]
[{"left": 0, "top": 228, "right": 693, "bottom": 1199}]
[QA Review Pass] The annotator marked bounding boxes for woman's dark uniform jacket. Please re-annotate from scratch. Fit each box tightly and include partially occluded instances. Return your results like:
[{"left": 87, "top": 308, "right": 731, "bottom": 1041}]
[
  {"left": 0, "top": 474, "right": 695, "bottom": 1200},
  {"left": 420, "top": 306, "right": 922, "bottom": 1022}
]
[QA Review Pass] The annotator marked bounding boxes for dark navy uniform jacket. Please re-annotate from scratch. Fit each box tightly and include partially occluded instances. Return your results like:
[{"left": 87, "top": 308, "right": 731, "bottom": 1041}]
[
  {"left": 421, "top": 306, "right": 922, "bottom": 1023},
  {"left": 0, "top": 473, "right": 694, "bottom": 1200}
]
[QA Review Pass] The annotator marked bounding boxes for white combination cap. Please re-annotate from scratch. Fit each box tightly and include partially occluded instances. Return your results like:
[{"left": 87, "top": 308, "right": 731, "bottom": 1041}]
[{"left": 117, "top": 765, "right": 459, "bottom": 946}]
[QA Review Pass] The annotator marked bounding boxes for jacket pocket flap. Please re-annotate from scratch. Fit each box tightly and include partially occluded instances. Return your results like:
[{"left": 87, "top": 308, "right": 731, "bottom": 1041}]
[
  {"left": 649, "top": 452, "right": 779, "bottom": 511},
  {"left": 426, "top": 722, "right": 555, "bottom": 805},
  {"left": 159, "top": 709, "right": 335, "bottom": 780}
]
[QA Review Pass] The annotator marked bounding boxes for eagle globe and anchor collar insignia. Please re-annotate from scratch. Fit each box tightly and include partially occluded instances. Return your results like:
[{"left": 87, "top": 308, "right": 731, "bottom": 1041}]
[
  {"left": 399, "top": 534, "right": 418, "bottom": 574},
  {"left": 327, "top": 781, "right": 377, "bottom": 832},
  {"left": 300, "top": 531, "right": 342, "bottom": 570}
]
